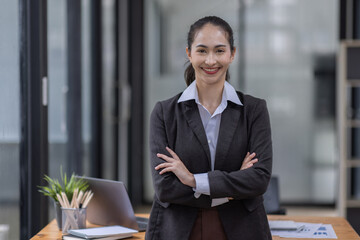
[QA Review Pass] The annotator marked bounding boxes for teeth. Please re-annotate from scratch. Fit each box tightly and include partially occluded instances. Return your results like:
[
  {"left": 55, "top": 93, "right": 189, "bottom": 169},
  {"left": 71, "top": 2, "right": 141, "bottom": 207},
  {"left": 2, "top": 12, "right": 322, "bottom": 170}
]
[{"left": 204, "top": 68, "right": 218, "bottom": 72}]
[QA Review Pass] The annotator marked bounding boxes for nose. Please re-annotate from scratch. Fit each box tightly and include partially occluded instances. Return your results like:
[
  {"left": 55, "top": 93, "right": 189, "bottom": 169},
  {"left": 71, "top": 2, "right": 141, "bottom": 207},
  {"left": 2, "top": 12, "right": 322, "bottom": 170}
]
[{"left": 205, "top": 53, "right": 216, "bottom": 66}]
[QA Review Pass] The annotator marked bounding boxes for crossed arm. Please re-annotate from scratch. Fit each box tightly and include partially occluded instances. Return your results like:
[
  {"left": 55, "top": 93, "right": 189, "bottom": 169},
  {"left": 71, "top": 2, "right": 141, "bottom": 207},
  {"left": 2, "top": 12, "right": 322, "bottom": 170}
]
[
  {"left": 155, "top": 147, "right": 258, "bottom": 188},
  {"left": 150, "top": 99, "right": 271, "bottom": 207}
]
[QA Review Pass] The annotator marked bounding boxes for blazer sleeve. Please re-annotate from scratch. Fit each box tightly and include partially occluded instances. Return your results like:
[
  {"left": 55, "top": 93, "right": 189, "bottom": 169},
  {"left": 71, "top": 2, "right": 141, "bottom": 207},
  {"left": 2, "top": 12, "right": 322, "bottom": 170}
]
[
  {"left": 150, "top": 101, "right": 211, "bottom": 208},
  {"left": 208, "top": 99, "right": 272, "bottom": 199}
]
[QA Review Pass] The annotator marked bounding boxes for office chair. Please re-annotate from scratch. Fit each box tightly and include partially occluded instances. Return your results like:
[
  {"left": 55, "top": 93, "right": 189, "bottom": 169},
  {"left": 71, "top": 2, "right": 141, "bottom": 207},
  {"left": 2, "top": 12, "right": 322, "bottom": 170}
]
[{"left": 263, "top": 176, "right": 286, "bottom": 215}]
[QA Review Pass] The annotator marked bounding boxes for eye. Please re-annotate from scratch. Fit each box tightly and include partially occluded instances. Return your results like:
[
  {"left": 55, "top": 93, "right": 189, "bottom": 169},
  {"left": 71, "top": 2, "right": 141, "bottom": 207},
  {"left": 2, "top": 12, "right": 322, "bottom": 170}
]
[
  {"left": 216, "top": 49, "right": 225, "bottom": 53},
  {"left": 197, "top": 49, "right": 206, "bottom": 53}
]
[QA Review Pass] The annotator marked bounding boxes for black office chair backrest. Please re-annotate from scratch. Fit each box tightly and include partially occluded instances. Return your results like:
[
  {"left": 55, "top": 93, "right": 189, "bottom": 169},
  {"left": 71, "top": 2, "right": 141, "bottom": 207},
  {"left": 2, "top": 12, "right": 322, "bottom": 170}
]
[{"left": 263, "top": 176, "right": 286, "bottom": 215}]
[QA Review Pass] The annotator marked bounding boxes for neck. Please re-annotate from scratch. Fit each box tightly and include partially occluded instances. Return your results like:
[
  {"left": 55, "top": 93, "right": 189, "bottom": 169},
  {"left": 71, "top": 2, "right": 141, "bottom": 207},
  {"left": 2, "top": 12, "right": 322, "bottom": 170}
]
[{"left": 196, "top": 80, "right": 225, "bottom": 113}]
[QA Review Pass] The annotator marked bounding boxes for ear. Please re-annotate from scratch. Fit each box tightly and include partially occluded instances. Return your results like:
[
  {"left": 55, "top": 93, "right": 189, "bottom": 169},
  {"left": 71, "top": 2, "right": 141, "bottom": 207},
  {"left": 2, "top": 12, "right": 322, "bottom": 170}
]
[
  {"left": 186, "top": 47, "right": 192, "bottom": 61},
  {"left": 230, "top": 47, "right": 236, "bottom": 62}
]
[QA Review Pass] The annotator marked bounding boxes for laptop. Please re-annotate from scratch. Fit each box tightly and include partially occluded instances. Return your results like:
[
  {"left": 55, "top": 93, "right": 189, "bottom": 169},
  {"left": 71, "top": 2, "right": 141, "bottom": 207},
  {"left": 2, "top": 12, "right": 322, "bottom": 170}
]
[{"left": 76, "top": 176, "right": 148, "bottom": 232}]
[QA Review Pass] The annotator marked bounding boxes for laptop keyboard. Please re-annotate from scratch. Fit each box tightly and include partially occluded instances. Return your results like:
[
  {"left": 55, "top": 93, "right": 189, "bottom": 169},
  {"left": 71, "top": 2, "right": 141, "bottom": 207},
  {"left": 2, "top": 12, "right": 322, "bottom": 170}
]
[{"left": 136, "top": 216, "right": 149, "bottom": 232}]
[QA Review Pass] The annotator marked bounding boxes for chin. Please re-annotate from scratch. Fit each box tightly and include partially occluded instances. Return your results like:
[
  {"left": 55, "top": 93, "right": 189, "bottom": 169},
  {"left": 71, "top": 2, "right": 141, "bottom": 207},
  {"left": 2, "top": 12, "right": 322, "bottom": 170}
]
[
  {"left": 200, "top": 74, "right": 226, "bottom": 84},
  {"left": 200, "top": 78, "right": 225, "bottom": 86}
]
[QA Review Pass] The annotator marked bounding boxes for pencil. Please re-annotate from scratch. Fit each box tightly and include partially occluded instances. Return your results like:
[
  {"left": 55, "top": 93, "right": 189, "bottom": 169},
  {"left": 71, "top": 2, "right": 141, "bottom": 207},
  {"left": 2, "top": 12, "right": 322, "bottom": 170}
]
[{"left": 82, "top": 192, "right": 93, "bottom": 208}]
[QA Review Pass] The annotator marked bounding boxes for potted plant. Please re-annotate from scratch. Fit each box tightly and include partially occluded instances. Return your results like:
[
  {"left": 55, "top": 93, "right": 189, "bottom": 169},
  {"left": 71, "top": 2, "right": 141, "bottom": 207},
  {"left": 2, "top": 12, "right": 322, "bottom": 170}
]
[{"left": 38, "top": 170, "right": 89, "bottom": 229}]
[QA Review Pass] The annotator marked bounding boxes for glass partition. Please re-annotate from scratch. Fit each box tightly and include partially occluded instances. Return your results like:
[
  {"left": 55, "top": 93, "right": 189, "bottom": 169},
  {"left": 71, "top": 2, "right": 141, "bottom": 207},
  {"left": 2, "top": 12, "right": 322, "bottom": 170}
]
[
  {"left": 243, "top": 0, "right": 337, "bottom": 203},
  {"left": 48, "top": 0, "right": 68, "bottom": 180},
  {"left": 0, "top": 0, "right": 20, "bottom": 239}
]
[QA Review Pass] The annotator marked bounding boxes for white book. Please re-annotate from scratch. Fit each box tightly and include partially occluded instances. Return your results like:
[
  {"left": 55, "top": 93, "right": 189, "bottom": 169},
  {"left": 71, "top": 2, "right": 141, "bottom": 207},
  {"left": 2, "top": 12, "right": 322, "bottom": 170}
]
[
  {"left": 63, "top": 234, "right": 133, "bottom": 240},
  {"left": 269, "top": 220, "right": 299, "bottom": 231},
  {"left": 65, "top": 225, "right": 138, "bottom": 239}
]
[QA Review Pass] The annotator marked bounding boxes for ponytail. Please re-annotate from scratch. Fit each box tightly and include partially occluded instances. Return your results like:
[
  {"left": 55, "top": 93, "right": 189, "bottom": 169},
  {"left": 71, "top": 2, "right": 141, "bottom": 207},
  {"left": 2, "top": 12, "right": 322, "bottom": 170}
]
[{"left": 184, "top": 62, "right": 196, "bottom": 86}]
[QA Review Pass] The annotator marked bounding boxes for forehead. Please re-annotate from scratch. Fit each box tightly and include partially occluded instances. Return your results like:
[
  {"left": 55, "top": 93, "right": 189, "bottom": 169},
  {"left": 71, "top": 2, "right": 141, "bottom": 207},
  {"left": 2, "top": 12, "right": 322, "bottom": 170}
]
[{"left": 192, "top": 24, "right": 229, "bottom": 46}]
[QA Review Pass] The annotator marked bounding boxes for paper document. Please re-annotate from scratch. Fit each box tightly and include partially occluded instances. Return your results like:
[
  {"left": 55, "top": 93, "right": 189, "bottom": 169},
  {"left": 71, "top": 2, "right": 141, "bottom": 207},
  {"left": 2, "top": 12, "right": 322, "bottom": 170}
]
[
  {"left": 271, "top": 222, "right": 337, "bottom": 239},
  {"left": 312, "top": 224, "right": 337, "bottom": 239}
]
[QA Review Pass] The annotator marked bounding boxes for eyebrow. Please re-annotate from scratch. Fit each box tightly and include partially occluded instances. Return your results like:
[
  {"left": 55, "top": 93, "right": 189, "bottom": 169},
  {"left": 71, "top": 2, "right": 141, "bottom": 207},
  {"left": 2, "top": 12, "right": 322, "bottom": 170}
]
[{"left": 195, "top": 44, "right": 227, "bottom": 48}]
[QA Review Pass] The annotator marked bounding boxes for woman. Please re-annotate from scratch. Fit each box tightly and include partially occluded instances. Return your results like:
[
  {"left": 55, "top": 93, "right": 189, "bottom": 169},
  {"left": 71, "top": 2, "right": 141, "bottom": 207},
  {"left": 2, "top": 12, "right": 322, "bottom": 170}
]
[{"left": 146, "top": 16, "right": 272, "bottom": 240}]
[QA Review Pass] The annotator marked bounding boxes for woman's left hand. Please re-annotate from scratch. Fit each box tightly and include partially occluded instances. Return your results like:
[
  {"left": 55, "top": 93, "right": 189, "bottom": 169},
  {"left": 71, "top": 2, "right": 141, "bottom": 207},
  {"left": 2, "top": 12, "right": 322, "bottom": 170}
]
[
  {"left": 155, "top": 147, "right": 196, "bottom": 188},
  {"left": 241, "top": 152, "right": 258, "bottom": 170}
]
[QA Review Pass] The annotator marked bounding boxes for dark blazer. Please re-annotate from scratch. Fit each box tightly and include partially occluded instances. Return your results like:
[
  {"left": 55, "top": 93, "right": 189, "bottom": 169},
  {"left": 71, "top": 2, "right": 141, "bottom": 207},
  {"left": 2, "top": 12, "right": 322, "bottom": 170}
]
[{"left": 145, "top": 91, "right": 273, "bottom": 240}]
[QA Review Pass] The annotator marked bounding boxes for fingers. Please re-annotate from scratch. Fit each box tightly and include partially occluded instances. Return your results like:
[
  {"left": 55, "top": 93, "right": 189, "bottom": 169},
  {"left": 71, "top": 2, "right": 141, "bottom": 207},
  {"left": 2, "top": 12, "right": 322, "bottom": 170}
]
[
  {"left": 247, "top": 158, "right": 258, "bottom": 167},
  {"left": 166, "top": 147, "right": 180, "bottom": 160},
  {"left": 243, "top": 152, "right": 256, "bottom": 163},
  {"left": 158, "top": 166, "right": 173, "bottom": 175},
  {"left": 156, "top": 147, "right": 179, "bottom": 162},
  {"left": 155, "top": 161, "right": 175, "bottom": 175},
  {"left": 242, "top": 158, "right": 258, "bottom": 169},
  {"left": 159, "top": 168, "right": 172, "bottom": 175},
  {"left": 155, "top": 147, "right": 179, "bottom": 175},
  {"left": 241, "top": 152, "right": 258, "bottom": 170},
  {"left": 156, "top": 153, "right": 174, "bottom": 162},
  {"left": 247, "top": 152, "right": 256, "bottom": 159},
  {"left": 155, "top": 162, "right": 172, "bottom": 171}
]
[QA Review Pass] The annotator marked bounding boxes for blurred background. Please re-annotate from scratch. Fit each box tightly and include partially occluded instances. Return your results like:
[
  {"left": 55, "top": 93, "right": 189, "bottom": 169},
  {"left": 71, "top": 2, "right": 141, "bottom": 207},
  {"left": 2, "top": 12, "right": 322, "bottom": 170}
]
[{"left": 0, "top": 0, "right": 359, "bottom": 239}]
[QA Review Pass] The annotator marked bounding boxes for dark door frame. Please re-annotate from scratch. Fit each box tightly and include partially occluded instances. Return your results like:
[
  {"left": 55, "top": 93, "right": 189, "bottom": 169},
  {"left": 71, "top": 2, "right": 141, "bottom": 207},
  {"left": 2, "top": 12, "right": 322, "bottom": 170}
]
[
  {"left": 128, "top": 0, "right": 144, "bottom": 207},
  {"left": 90, "top": 0, "right": 103, "bottom": 178},
  {"left": 66, "top": 0, "right": 83, "bottom": 175},
  {"left": 19, "top": 0, "right": 49, "bottom": 239}
]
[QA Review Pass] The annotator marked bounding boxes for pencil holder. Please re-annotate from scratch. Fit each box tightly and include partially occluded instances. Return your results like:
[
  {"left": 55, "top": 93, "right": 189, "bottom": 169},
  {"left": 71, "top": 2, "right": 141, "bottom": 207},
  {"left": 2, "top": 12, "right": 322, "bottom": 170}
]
[
  {"left": 54, "top": 201, "right": 62, "bottom": 230},
  {"left": 61, "top": 207, "right": 87, "bottom": 234}
]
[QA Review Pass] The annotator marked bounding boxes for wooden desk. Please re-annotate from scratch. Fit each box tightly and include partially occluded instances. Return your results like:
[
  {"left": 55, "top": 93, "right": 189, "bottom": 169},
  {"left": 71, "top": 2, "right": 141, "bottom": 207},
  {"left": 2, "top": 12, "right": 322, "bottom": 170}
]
[
  {"left": 31, "top": 214, "right": 148, "bottom": 240},
  {"left": 32, "top": 214, "right": 359, "bottom": 240},
  {"left": 268, "top": 215, "right": 360, "bottom": 240}
]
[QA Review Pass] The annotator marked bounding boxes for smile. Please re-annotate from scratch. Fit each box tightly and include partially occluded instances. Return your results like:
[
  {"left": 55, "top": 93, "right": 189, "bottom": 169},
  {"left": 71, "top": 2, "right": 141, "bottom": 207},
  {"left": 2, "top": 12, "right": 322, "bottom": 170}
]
[{"left": 202, "top": 67, "right": 220, "bottom": 74}]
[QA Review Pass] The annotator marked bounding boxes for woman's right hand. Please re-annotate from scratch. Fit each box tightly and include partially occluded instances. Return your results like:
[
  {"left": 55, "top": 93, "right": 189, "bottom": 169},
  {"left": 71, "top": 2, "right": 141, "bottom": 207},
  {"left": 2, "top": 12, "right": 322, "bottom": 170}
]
[{"left": 241, "top": 152, "right": 258, "bottom": 170}]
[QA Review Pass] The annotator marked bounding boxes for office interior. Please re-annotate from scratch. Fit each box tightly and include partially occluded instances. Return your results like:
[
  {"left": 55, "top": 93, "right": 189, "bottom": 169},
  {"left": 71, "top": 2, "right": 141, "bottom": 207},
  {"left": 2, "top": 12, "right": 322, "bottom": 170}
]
[{"left": 0, "top": 0, "right": 359, "bottom": 239}]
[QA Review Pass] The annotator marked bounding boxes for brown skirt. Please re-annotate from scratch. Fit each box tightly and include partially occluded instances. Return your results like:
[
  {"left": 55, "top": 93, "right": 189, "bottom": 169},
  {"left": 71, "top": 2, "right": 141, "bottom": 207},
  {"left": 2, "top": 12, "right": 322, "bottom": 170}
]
[{"left": 188, "top": 208, "right": 227, "bottom": 240}]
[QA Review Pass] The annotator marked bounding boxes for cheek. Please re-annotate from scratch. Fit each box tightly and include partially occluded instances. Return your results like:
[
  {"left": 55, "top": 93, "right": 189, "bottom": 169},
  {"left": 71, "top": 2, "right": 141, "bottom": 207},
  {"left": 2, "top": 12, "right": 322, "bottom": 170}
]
[
  {"left": 190, "top": 57, "right": 202, "bottom": 67},
  {"left": 222, "top": 55, "right": 234, "bottom": 65}
]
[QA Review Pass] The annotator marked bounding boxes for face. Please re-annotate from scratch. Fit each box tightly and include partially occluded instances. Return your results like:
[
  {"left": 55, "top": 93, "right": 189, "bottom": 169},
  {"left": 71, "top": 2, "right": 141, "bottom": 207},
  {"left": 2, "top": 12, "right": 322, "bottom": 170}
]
[{"left": 186, "top": 23, "right": 236, "bottom": 87}]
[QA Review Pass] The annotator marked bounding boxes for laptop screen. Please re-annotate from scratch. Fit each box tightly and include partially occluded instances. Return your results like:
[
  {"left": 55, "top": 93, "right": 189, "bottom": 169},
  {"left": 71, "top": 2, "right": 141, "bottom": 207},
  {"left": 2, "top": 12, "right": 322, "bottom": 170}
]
[{"left": 76, "top": 176, "right": 139, "bottom": 230}]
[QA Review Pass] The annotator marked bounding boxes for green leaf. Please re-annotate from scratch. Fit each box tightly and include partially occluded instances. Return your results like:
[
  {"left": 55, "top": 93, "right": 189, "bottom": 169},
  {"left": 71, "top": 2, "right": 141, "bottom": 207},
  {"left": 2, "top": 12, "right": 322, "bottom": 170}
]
[{"left": 37, "top": 167, "right": 89, "bottom": 203}]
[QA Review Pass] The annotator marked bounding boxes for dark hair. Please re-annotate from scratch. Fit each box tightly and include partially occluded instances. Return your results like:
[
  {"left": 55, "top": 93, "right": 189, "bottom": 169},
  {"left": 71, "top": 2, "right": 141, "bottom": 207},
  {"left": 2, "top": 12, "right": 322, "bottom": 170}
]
[{"left": 184, "top": 16, "right": 235, "bottom": 86}]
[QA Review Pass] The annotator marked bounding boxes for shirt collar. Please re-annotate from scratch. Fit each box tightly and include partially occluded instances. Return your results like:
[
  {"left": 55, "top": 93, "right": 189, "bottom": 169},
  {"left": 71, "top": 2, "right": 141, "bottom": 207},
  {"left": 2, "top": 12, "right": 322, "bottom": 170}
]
[{"left": 178, "top": 80, "right": 243, "bottom": 106}]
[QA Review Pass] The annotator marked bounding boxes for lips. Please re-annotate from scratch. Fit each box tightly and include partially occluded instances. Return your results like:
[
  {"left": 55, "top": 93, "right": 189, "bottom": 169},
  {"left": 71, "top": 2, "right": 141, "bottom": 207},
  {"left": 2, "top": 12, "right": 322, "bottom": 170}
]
[{"left": 202, "top": 67, "right": 220, "bottom": 75}]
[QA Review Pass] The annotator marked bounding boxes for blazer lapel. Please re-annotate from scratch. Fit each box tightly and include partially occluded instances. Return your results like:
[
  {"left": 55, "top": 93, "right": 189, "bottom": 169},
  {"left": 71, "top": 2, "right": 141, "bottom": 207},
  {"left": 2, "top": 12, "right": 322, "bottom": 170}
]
[
  {"left": 182, "top": 101, "right": 211, "bottom": 166},
  {"left": 215, "top": 103, "right": 241, "bottom": 169}
]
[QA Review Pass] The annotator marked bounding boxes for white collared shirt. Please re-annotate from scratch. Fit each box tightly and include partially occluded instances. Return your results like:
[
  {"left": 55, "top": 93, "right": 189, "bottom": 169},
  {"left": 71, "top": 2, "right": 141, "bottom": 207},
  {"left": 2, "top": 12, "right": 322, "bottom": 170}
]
[{"left": 178, "top": 80, "right": 242, "bottom": 206}]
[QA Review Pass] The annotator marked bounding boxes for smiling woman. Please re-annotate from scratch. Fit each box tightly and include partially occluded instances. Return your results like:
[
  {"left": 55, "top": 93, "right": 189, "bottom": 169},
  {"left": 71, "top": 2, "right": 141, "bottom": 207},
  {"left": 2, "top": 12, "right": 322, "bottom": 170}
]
[
  {"left": 146, "top": 16, "right": 272, "bottom": 240},
  {"left": 184, "top": 17, "right": 235, "bottom": 87},
  {"left": 186, "top": 24, "right": 235, "bottom": 90},
  {"left": 185, "top": 22, "right": 236, "bottom": 115}
]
